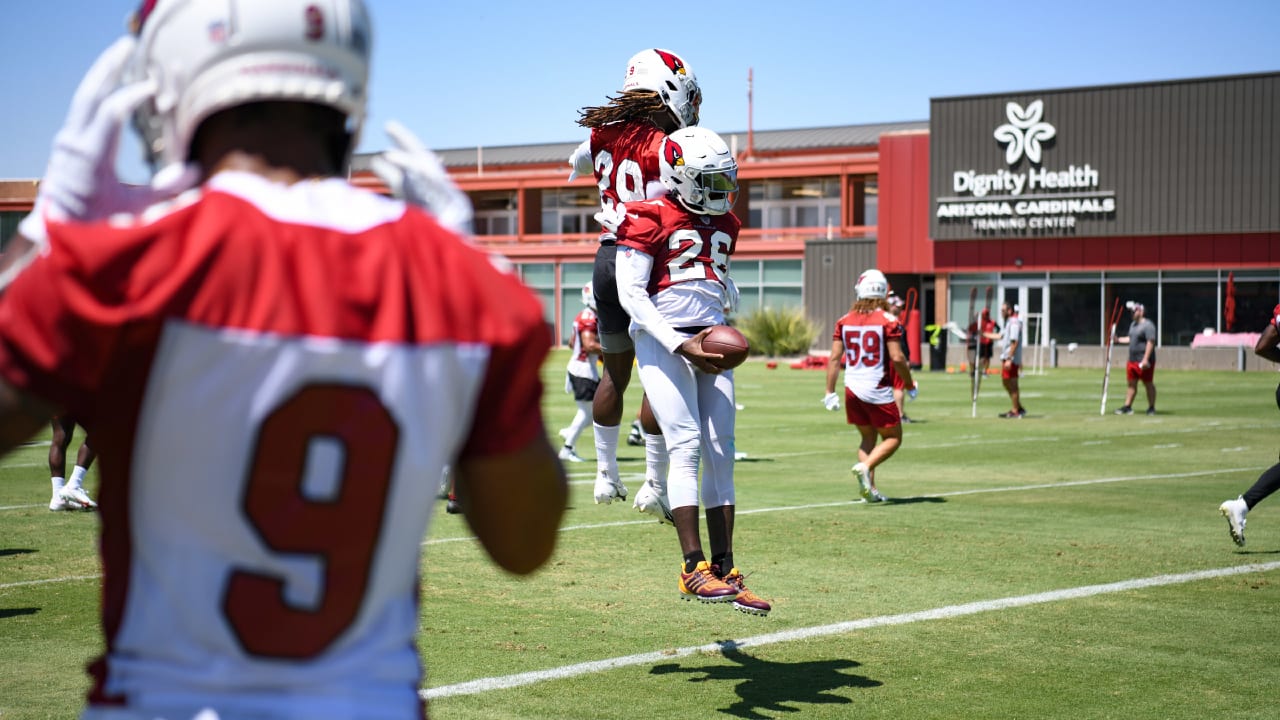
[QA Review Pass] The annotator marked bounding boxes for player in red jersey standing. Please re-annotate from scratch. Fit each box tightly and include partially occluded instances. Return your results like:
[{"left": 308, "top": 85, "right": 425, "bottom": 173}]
[
  {"left": 558, "top": 282, "right": 602, "bottom": 463},
  {"left": 613, "top": 126, "right": 770, "bottom": 616},
  {"left": 0, "top": 1, "right": 566, "bottom": 718},
  {"left": 824, "top": 269, "right": 916, "bottom": 503},
  {"left": 570, "top": 48, "right": 701, "bottom": 515}
]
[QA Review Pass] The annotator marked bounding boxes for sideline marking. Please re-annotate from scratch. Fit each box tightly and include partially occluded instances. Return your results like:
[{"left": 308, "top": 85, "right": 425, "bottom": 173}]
[{"left": 421, "top": 560, "right": 1280, "bottom": 700}]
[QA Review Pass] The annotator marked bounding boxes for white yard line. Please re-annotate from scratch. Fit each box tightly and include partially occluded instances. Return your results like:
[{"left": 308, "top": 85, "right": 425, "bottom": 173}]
[{"left": 421, "top": 560, "right": 1280, "bottom": 700}]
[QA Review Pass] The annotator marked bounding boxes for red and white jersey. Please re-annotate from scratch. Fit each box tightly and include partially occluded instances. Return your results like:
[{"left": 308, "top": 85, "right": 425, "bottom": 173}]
[
  {"left": 589, "top": 121, "right": 666, "bottom": 238},
  {"left": 1272, "top": 304, "right": 1280, "bottom": 328},
  {"left": 833, "top": 308, "right": 904, "bottom": 405},
  {"left": 0, "top": 172, "right": 549, "bottom": 719},
  {"left": 566, "top": 308, "right": 600, "bottom": 380},
  {"left": 616, "top": 197, "right": 738, "bottom": 329}
]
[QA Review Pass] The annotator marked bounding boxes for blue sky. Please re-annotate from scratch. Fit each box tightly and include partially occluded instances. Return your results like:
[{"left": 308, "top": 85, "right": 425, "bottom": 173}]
[{"left": 2, "top": 1, "right": 1277, "bottom": 180}]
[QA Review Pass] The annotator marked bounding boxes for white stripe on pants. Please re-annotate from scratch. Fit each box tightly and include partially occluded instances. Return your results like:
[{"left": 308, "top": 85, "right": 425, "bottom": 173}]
[{"left": 632, "top": 330, "right": 736, "bottom": 510}]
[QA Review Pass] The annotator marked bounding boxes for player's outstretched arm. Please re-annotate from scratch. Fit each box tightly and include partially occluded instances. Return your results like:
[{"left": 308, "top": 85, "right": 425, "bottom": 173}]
[
  {"left": 1256, "top": 324, "right": 1280, "bottom": 364},
  {"left": 454, "top": 435, "right": 568, "bottom": 576}
]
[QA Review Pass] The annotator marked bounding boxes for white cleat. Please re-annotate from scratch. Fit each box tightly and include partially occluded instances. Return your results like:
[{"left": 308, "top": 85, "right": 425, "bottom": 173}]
[
  {"left": 1220, "top": 496, "right": 1248, "bottom": 547},
  {"left": 867, "top": 488, "right": 888, "bottom": 503},
  {"left": 852, "top": 463, "right": 873, "bottom": 501},
  {"left": 58, "top": 484, "right": 97, "bottom": 509},
  {"left": 558, "top": 446, "right": 585, "bottom": 463},
  {"left": 49, "top": 494, "right": 78, "bottom": 511},
  {"left": 632, "top": 479, "right": 674, "bottom": 525},
  {"left": 593, "top": 470, "right": 628, "bottom": 505}
]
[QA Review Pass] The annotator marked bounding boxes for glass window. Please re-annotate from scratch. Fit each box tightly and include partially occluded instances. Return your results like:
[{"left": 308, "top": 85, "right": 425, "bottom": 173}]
[
  {"left": 750, "top": 176, "right": 841, "bottom": 230},
  {"left": 541, "top": 189, "right": 598, "bottom": 237},
  {"left": 762, "top": 260, "right": 802, "bottom": 284},
  {"left": 0, "top": 211, "right": 22, "bottom": 251},
  {"left": 559, "top": 263, "right": 593, "bottom": 343},
  {"left": 1227, "top": 279, "right": 1279, "bottom": 333},
  {"left": 1161, "top": 281, "right": 1216, "bottom": 345},
  {"left": 1048, "top": 283, "right": 1102, "bottom": 345},
  {"left": 863, "top": 178, "right": 878, "bottom": 227}
]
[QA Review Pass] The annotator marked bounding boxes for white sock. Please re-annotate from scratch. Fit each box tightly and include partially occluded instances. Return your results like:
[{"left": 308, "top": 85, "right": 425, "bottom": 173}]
[
  {"left": 69, "top": 466, "right": 87, "bottom": 487},
  {"left": 593, "top": 422, "right": 620, "bottom": 476},
  {"left": 51, "top": 476, "right": 65, "bottom": 494},
  {"left": 563, "top": 402, "right": 592, "bottom": 449},
  {"left": 644, "top": 433, "right": 668, "bottom": 491}
]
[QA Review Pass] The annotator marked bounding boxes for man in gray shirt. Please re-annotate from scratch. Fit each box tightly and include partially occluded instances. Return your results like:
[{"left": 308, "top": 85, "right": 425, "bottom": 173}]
[
  {"left": 985, "top": 302, "right": 1026, "bottom": 418},
  {"left": 1114, "top": 302, "right": 1157, "bottom": 415}
]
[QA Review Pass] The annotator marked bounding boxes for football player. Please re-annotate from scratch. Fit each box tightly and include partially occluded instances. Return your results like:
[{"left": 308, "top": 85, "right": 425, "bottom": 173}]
[
  {"left": 823, "top": 269, "right": 916, "bottom": 503},
  {"left": 47, "top": 416, "right": 97, "bottom": 510},
  {"left": 558, "top": 282, "right": 602, "bottom": 463},
  {"left": 569, "top": 48, "right": 701, "bottom": 511},
  {"left": 612, "top": 126, "right": 770, "bottom": 616},
  {"left": 0, "top": 1, "right": 566, "bottom": 717}
]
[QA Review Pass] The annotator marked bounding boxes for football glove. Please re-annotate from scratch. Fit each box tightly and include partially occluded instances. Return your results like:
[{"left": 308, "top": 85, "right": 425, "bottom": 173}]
[
  {"left": 822, "top": 392, "right": 841, "bottom": 411},
  {"left": 19, "top": 36, "right": 197, "bottom": 246},
  {"left": 567, "top": 139, "right": 593, "bottom": 182},
  {"left": 908, "top": 382, "right": 919, "bottom": 400},
  {"left": 372, "top": 120, "right": 473, "bottom": 236},
  {"left": 594, "top": 202, "right": 628, "bottom": 233}
]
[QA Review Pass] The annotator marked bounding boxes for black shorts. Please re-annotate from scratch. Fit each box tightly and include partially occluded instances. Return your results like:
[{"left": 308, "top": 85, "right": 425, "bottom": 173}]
[
  {"left": 567, "top": 374, "right": 599, "bottom": 402},
  {"left": 592, "top": 243, "right": 633, "bottom": 353},
  {"left": 979, "top": 342, "right": 993, "bottom": 360}
]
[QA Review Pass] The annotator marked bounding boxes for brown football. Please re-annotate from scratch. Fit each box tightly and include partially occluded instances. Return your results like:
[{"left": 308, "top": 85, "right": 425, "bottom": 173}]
[{"left": 701, "top": 325, "right": 750, "bottom": 370}]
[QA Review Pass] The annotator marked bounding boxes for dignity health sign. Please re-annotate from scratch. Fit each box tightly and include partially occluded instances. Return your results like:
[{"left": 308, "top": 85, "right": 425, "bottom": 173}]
[{"left": 935, "top": 100, "right": 1117, "bottom": 233}]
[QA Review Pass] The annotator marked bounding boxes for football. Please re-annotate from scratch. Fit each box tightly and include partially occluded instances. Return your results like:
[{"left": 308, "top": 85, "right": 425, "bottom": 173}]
[{"left": 701, "top": 325, "right": 750, "bottom": 370}]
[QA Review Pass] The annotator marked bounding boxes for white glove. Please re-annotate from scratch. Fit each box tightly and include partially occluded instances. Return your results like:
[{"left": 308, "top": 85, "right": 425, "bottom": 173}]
[
  {"left": 19, "top": 36, "right": 198, "bottom": 245},
  {"left": 823, "top": 392, "right": 841, "bottom": 411},
  {"left": 720, "top": 276, "right": 741, "bottom": 315},
  {"left": 907, "top": 382, "right": 918, "bottom": 400},
  {"left": 372, "top": 120, "right": 473, "bottom": 236},
  {"left": 594, "top": 202, "right": 628, "bottom": 233},
  {"left": 567, "top": 139, "right": 593, "bottom": 182}
]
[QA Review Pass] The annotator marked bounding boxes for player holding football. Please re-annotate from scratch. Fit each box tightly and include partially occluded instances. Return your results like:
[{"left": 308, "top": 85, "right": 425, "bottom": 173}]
[
  {"left": 558, "top": 282, "right": 602, "bottom": 463},
  {"left": 611, "top": 126, "right": 770, "bottom": 616},
  {"left": 824, "top": 269, "right": 916, "bottom": 503},
  {"left": 570, "top": 48, "right": 701, "bottom": 517},
  {"left": 0, "top": 1, "right": 567, "bottom": 717}
]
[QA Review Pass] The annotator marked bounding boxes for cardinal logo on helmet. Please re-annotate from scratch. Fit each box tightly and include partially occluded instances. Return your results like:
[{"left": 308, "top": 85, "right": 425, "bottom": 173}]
[
  {"left": 653, "top": 49, "right": 687, "bottom": 76},
  {"left": 664, "top": 139, "right": 685, "bottom": 168}
]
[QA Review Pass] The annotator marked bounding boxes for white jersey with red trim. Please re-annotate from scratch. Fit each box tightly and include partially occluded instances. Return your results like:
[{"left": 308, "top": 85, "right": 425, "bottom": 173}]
[
  {"left": 616, "top": 196, "right": 739, "bottom": 328},
  {"left": 833, "top": 308, "right": 904, "bottom": 405},
  {"left": 566, "top": 308, "right": 600, "bottom": 380},
  {"left": 0, "top": 171, "right": 550, "bottom": 719}
]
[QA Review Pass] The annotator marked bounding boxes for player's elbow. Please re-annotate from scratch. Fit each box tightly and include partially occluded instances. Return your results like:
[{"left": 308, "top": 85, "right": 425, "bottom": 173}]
[{"left": 457, "top": 442, "right": 568, "bottom": 575}]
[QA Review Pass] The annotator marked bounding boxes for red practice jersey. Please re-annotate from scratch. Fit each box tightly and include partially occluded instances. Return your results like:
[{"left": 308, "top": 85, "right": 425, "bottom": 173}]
[
  {"left": 589, "top": 121, "right": 666, "bottom": 223},
  {"left": 0, "top": 171, "right": 549, "bottom": 718},
  {"left": 832, "top": 308, "right": 904, "bottom": 405},
  {"left": 616, "top": 197, "right": 739, "bottom": 297}
]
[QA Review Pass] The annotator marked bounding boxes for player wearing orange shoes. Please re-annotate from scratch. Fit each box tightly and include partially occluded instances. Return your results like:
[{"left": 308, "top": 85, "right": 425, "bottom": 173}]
[
  {"left": 824, "top": 269, "right": 916, "bottom": 503},
  {"left": 612, "top": 126, "right": 769, "bottom": 615}
]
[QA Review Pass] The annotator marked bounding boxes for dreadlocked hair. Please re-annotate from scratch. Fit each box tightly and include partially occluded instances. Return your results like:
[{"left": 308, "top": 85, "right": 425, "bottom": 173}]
[
  {"left": 577, "top": 90, "right": 669, "bottom": 128},
  {"left": 851, "top": 298, "right": 891, "bottom": 314}
]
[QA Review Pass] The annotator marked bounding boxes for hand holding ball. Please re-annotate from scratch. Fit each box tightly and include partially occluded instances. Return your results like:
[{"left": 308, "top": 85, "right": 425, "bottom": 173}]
[{"left": 700, "top": 325, "right": 750, "bottom": 370}]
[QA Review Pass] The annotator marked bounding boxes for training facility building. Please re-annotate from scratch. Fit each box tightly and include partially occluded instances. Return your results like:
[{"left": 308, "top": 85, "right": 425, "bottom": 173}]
[{"left": 1, "top": 70, "right": 1276, "bottom": 368}]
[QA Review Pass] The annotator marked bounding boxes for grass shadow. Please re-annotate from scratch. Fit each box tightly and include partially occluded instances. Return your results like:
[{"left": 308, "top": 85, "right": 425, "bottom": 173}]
[
  {"left": 0, "top": 548, "right": 36, "bottom": 558},
  {"left": 651, "top": 639, "right": 881, "bottom": 719},
  {"left": 0, "top": 608, "right": 40, "bottom": 619}
]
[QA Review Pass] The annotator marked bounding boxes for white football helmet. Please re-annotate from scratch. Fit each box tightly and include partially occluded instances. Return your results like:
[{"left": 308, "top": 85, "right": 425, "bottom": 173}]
[
  {"left": 621, "top": 48, "right": 701, "bottom": 129},
  {"left": 659, "top": 127, "right": 737, "bottom": 215},
  {"left": 856, "top": 269, "right": 888, "bottom": 300},
  {"left": 127, "top": 0, "right": 371, "bottom": 169},
  {"left": 582, "top": 281, "right": 596, "bottom": 311}
]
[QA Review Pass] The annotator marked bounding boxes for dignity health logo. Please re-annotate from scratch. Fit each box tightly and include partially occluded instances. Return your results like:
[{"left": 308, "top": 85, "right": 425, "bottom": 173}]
[
  {"left": 939, "top": 97, "right": 1115, "bottom": 230},
  {"left": 993, "top": 100, "right": 1055, "bottom": 165}
]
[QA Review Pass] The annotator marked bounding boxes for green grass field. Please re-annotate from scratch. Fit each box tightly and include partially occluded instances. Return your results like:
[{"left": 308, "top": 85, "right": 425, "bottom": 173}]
[{"left": 3, "top": 355, "right": 1278, "bottom": 719}]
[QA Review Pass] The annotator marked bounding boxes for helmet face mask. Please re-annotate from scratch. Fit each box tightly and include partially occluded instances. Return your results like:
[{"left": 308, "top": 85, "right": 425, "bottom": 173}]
[
  {"left": 127, "top": 0, "right": 372, "bottom": 170},
  {"left": 659, "top": 127, "right": 738, "bottom": 215},
  {"left": 855, "top": 269, "right": 888, "bottom": 300},
  {"left": 621, "top": 48, "right": 701, "bottom": 129}
]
